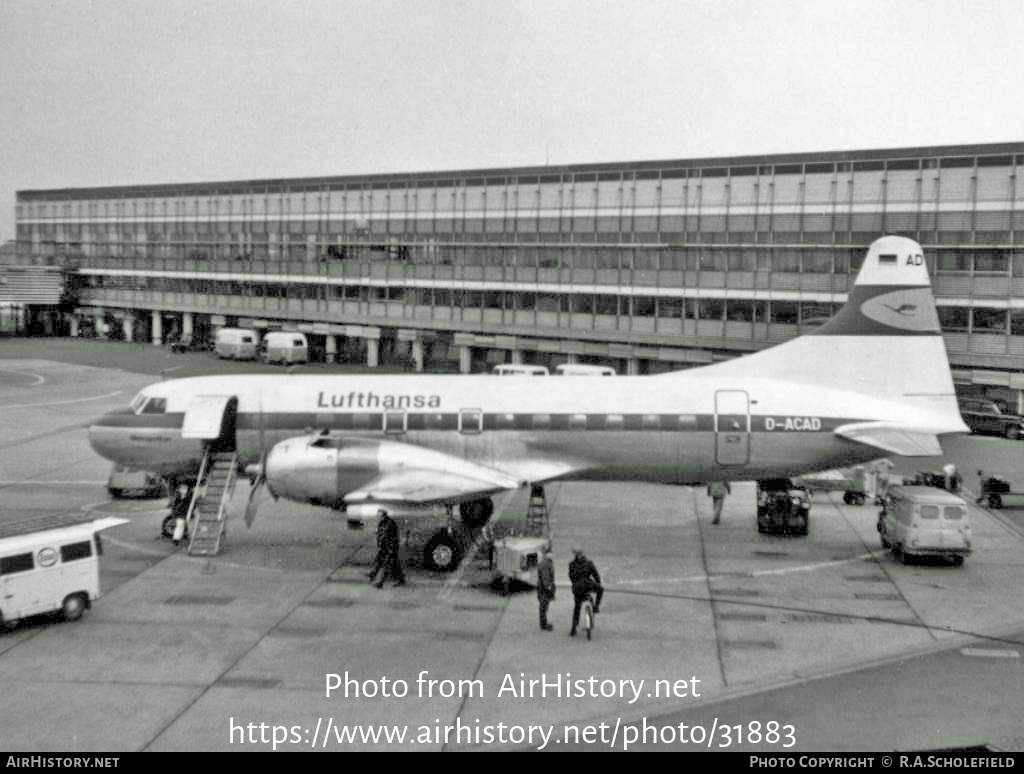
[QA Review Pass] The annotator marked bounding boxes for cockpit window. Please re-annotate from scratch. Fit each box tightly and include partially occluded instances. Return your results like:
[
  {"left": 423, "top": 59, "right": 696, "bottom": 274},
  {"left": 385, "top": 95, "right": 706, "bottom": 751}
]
[
  {"left": 140, "top": 397, "right": 167, "bottom": 414},
  {"left": 129, "top": 393, "right": 148, "bottom": 414}
]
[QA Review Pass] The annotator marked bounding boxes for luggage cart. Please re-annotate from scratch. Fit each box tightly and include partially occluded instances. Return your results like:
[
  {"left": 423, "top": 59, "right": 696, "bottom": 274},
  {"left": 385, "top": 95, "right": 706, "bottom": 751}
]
[
  {"left": 979, "top": 477, "right": 1017, "bottom": 509},
  {"left": 795, "top": 466, "right": 869, "bottom": 505}
]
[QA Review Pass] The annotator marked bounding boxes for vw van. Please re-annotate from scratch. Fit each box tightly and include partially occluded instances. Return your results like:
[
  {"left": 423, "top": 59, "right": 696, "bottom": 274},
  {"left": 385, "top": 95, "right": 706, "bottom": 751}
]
[
  {"left": 492, "top": 364, "right": 549, "bottom": 376},
  {"left": 554, "top": 364, "right": 616, "bottom": 376},
  {"left": 214, "top": 327, "right": 259, "bottom": 360},
  {"left": 878, "top": 485, "right": 972, "bottom": 565},
  {"left": 0, "top": 515, "right": 128, "bottom": 628},
  {"left": 264, "top": 331, "right": 309, "bottom": 365}
]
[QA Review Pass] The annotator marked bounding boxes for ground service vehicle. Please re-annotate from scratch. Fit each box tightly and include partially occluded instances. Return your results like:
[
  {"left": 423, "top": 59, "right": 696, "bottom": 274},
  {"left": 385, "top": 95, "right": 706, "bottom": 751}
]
[
  {"left": 0, "top": 515, "right": 128, "bottom": 628},
  {"left": 553, "top": 364, "right": 615, "bottom": 376},
  {"left": 877, "top": 485, "right": 971, "bottom": 565},
  {"left": 214, "top": 328, "right": 259, "bottom": 360},
  {"left": 757, "top": 478, "right": 811, "bottom": 535},
  {"left": 958, "top": 397, "right": 1024, "bottom": 440},
  {"left": 264, "top": 331, "right": 309, "bottom": 365},
  {"left": 492, "top": 364, "right": 549, "bottom": 376},
  {"left": 107, "top": 464, "right": 166, "bottom": 499}
]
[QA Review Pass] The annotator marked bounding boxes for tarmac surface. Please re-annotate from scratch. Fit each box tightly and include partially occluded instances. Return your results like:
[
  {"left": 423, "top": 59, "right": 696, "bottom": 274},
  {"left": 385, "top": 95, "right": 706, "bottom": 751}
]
[{"left": 1, "top": 339, "right": 1023, "bottom": 752}]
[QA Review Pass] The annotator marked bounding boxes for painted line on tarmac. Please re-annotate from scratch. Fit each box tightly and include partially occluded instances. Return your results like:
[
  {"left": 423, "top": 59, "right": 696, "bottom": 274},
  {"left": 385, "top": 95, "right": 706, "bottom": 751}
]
[
  {"left": 0, "top": 390, "right": 123, "bottom": 410},
  {"left": 612, "top": 552, "right": 879, "bottom": 586},
  {"left": 0, "top": 480, "right": 107, "bottom": 486},
  {"left": 0, "top": 368, "right": 46, "bottom": 386}
]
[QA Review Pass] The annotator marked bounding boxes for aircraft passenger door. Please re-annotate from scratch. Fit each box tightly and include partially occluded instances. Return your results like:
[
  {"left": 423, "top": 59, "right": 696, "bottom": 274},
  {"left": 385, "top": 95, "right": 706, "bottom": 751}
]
[
  {"left": 714, "top": 390, "right": 750, "bottom": 465},
  {"left": 181, "top": 395, "right": 238, "bottom": 451}
]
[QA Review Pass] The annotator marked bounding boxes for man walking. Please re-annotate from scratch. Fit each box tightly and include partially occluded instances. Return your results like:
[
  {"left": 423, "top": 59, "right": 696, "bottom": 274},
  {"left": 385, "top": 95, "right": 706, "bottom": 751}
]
[{"left": 707, "top": 480, "right": 731, "bottom": 524}]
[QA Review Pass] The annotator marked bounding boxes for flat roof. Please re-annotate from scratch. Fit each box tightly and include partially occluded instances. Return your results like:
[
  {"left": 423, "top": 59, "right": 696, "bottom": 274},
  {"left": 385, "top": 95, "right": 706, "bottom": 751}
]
[
  {"left": 16, "top": 141, "right": 1024, "bottom": 201},
  {"left": 0, "top": 513, "right": 122, "bottom": 542}
]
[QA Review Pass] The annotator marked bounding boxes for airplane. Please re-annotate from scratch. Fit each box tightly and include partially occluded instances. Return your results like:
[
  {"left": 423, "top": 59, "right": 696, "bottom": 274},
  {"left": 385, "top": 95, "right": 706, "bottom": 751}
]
[{"left": 88, "top": 236, "right": 969, "bottom": 568}]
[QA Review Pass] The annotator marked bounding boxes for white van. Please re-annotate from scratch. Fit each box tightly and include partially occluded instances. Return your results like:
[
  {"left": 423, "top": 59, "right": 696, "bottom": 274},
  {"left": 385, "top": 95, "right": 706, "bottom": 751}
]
[
  {"left": 878, "top": 485, "right": 972, "bottom": 565},
  {"left": 554, "top": 363, "right": 616, "bottom": 376},
  {"left": 0, "top": 515, "right": 128, "bottom": 628},
  {"left": 492, "top": 364, "right": 549, "bottom": 376},
  {"left": 214, "top": 327, "right": 259, "bottom": 360},
  {"left": 264, "top": 331, "right": 309, "bottom": 365}
]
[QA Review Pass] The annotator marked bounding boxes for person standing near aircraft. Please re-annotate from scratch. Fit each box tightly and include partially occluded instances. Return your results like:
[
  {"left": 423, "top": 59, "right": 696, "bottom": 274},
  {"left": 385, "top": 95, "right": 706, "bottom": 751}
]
[
  {"left": 169, "top": 481, "right": 191, "bottom": 547},
  {"left": 707, "top": 480, "right": 731, "bottom": 524},
  {"left": 536, "top": 544, "right": 555, "bottom": 632},
  {"left": 367, "top": 510, "right": 390, "bottom": 584},
  {"left": 374, "top": 510, "right": 406, "bottom": 588},
  {"left": 569, "top": 547, "right": 603, "bottom": 637}
]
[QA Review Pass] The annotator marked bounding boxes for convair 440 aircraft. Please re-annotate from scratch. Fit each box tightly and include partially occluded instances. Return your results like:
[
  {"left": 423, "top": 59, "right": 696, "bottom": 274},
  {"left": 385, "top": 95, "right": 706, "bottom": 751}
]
[{"left": 89, "top": 236, "right": 968, "bottom": 566}]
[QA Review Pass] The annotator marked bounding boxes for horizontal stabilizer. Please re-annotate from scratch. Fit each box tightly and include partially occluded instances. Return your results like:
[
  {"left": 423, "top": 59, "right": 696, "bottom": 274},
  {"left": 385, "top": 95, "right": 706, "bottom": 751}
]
[
  {"left": 345, "top": 469, "right": 519, "bottom": 506},
  {"left": 834, "top": 422, "right": 943, "bottom": 457}
]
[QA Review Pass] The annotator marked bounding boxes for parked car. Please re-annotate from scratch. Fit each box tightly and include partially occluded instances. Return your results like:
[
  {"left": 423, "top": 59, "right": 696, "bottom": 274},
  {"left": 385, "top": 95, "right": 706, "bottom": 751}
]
[{"left": 957, "top": 397, "right": 1024, "bottom": 440}]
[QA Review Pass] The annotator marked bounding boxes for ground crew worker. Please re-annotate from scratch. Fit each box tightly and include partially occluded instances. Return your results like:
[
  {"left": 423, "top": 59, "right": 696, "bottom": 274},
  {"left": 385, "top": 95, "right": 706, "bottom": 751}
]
[
  {"left": 536, "top": 544, "right": 555, "bottom": 631},
  {"left": 168, "top": 482, "right": 191, "bottom": 547},
  {"left": 373, "top": 511, "right": 406, "bottom": 588},
  {"left": 707, "top": 480, "right": 731, "bottom": 524},
  {"left": 568, "top": 547, "right": 603, "bottom": 637}
]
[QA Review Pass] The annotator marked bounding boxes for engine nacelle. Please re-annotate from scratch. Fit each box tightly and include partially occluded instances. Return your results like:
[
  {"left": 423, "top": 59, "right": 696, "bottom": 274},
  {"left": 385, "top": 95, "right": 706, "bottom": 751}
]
[{"left": 265, "top": 435, "right": 382, "bottom": 508}]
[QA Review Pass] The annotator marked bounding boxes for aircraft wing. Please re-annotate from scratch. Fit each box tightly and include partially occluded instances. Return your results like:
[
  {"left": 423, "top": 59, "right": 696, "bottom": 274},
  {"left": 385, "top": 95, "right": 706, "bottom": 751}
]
[
  {"left": 344, "top": 469, "right": 520, "bottom": 507},
  {"left": 834, "top": 422, "right": 943, "bottom": 457}
]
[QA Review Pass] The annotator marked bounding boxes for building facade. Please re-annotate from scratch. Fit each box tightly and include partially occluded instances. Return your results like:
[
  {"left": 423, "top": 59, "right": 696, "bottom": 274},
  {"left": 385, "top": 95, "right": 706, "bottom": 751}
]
[{"left": 13, "top": 142, "right": 1024, "bottom": 403}]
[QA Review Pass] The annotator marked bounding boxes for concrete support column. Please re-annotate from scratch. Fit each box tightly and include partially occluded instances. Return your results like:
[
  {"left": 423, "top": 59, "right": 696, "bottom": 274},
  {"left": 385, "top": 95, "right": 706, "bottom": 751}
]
[
  {"left": 626, "top": 358, "right": 640, "bottom": 376},
  {"left": 182, "top": 312, "right": 193, "bottom": 340},
  {"left": 411, "top": 339, "right": 424, "bottom": 372},
  {"left": 122, "top": 317, "right": 134, "bottom": 343},
  {"left": 459, "top": 345, "right": 472, "bottom": 374},
  {"left": 510, "top": 349, "right": 524, "bottom": 365},
  {"left": 94, "top": 312, "right": 106, "bottom": 339},
  {"left": 151, "top": 310, "right": 162, "bottom": 345},
  {"left": 69, "top": 317, "right": 79, "bottom": 337},
  {"left": 366, "top": 337, "right": 379, "bottom": 368},
  {"left": 325, "top": 335, "right": 337, "bottom": 363},
  {"left": 565, "top": 353, "right": 579, "bottom": 365}
]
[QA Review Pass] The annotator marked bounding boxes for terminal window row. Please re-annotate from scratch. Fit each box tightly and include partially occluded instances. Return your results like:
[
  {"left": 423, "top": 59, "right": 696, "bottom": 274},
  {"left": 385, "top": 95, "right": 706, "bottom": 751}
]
[{"left": 34, "top": 242, "right": 1024, "bottom": 275}]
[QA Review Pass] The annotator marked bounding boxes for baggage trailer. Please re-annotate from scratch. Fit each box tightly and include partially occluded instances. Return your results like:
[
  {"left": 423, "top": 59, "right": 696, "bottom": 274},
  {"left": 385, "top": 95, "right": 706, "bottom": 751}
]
[
  {"left": 795, "top": 466, "right": 869, "bottom": 505},
  {"left": 979, "top": 476, "right": 1018, "bottom": 509}
]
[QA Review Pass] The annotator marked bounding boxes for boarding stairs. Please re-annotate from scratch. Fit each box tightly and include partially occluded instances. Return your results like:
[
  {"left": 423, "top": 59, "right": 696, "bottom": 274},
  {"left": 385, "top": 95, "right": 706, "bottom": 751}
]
[{"left": 186, "top": 450, "right": 237, "bottom": 556}]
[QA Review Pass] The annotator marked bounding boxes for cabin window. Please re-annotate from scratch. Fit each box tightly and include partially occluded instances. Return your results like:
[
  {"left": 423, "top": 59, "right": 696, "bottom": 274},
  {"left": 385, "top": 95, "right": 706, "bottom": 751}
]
[
  {"left": 459, "top": 409, "right": 482, "bottom": 434},
  {"left": 383, "top": 411, "right": 406, "bottom": 434},
  {"left": 532, "top": 414, "right": 551, "bottom": 429},
  {"left": 604, "top": 414, "right": 624, "bottom": 429},
  {"left": 642, "top": 414, "right": 661, "bottom": 430},
  {"left": 569, "top": 414, "right": 587, "bottom": 430},
  {"left": 60, "top": 541, "right": 93, "bottom": 562},
  {"left": 0, "top": 552, "right": 34, "bottom": 575}
]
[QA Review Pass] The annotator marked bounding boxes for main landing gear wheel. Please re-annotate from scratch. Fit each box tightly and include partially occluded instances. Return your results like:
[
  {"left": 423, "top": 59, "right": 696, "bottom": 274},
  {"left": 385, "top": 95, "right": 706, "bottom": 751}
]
[
  {"left": 459, "top": 498, "right": 494, "bottom": 529},
  {"left": 424, "top": 531, "right": 462, "bottom": 572}
]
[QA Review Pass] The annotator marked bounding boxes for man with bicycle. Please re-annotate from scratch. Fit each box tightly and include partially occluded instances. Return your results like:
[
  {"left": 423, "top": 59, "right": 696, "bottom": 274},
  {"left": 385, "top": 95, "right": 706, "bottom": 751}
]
[{"left": 568, "top": 546, "right": 604, "bottom": 637}]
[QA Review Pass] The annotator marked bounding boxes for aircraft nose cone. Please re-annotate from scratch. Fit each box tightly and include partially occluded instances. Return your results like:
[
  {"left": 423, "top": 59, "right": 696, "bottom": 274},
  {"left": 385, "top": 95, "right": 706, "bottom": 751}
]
[{"left": 88, "top": 411, "right": 130, "bottom": 463}]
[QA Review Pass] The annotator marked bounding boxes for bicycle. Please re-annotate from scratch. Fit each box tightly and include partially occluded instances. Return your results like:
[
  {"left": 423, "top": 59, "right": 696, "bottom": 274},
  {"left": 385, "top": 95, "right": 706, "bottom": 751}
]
[{"left": 579, "top": 592, "right": 595, "bottom": 641}]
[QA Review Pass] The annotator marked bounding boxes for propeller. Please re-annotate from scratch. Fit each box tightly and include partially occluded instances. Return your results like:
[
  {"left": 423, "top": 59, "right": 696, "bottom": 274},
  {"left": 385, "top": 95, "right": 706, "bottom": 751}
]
[
  {"left": 244, "top": 394, "right": 269, "bottom": 528},
  {"left": 244, "top": 457, "right": 267, "bottom": 528}
]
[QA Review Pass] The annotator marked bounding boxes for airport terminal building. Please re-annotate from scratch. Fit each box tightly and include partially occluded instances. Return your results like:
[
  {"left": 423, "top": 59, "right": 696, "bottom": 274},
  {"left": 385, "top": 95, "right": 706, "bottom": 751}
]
[{"left": 13, "top": 141, "right": 1024, "bottom": 404}]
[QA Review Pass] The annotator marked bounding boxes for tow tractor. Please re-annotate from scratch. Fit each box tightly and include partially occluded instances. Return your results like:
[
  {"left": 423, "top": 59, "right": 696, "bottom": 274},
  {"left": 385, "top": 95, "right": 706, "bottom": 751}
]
[
  {"left": 756, "top": 478, "right": 811, "bottom": 535},
  {"left": 490, "top": 484, "right": 551, "bottom": 593}
]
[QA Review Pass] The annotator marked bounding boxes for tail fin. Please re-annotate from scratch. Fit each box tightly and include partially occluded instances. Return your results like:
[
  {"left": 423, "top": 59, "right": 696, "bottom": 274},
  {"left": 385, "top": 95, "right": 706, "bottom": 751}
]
[{"left": 690, "top": 236, "right": 967, "bottom": 438}]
